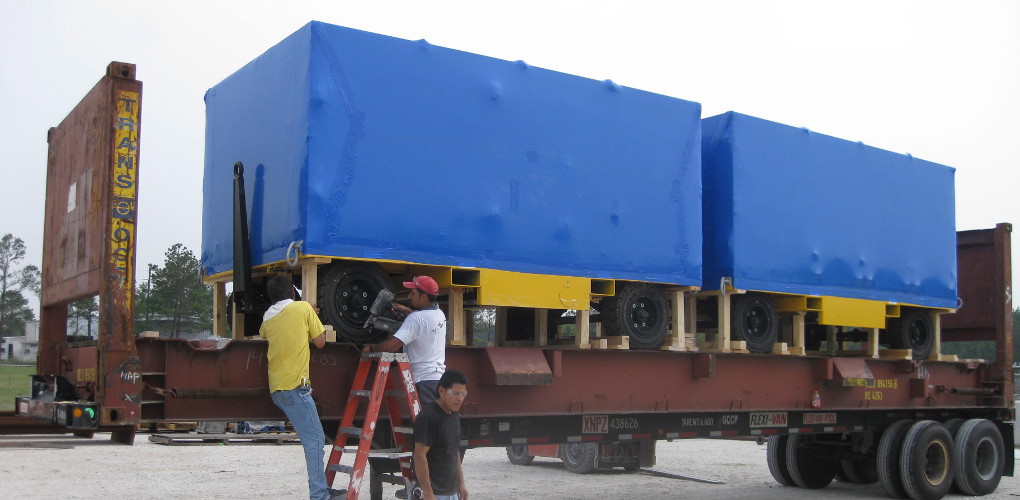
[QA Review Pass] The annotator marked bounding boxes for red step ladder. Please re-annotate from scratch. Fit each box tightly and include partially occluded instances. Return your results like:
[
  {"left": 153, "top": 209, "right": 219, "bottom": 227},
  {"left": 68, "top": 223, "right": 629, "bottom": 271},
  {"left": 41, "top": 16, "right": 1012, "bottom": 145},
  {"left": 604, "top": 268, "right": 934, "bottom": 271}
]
[{"left": 325, "top": 352, "right": 421, "bottom": 500}]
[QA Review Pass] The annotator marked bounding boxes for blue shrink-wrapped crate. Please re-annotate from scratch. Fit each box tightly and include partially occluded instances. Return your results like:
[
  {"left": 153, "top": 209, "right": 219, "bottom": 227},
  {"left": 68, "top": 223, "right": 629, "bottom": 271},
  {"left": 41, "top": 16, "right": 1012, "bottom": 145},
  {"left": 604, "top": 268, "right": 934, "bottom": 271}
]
[
  {"left": 701, "top": 112, "right": 957, "bottom": 309},
  {"left": 202, "top": 21, "right": 702, "bottom": 286}
]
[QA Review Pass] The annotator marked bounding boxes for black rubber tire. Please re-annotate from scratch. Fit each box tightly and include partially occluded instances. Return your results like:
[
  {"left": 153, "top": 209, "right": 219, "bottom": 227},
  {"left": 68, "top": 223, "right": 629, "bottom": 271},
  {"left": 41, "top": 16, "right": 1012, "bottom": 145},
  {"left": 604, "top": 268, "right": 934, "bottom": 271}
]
[
  {"left": 942, "top": 417, "right": 965, "bottom": 494},
  {"left": 877, "top": 419, "right": 914, "bottom": 499},
  {"left": 840, "top": 458, "right": 879, "bottom": 484},
  {"left": 559, "top": 442, "right": 598, "bottom": 474},
  {"left": 952, "top": 419, "right": 1004, "bottom": 496},
  {"left": 506, "top": 445, "right": 535, "bottom": 466},
  {"left": 886, "top": 309, "right": 934, "bottom": 360},
  {"left": 943, "top": 418, "right": 964, "bottom": 438},
  {"left": 834, "top": 463, "right": 851, "bottom": 483},
  {"left": 600, "top": 283, "right": 669, "bottom": 350},
  {"left": 766, "top": 435, "right": 795, "bottom": 486},
  {"left": 900, "top": 420, "right": 954, "bottom": 500},
  {"left": 317, "top": 262, "right": 393, "bottom": 343},
  {"left": 731, "top": 294, "right": 778, "bottom": 354},
  {"left": 785, "top": 434, "right": 836, "bottom": 489}
]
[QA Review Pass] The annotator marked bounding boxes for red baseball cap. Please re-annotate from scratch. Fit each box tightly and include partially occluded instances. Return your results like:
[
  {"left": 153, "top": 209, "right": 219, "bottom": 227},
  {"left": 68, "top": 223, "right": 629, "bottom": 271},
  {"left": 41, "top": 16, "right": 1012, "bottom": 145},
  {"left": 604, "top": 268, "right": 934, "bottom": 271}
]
[{"left": 403, "top": 275, "right": 439, "bottom": 295}]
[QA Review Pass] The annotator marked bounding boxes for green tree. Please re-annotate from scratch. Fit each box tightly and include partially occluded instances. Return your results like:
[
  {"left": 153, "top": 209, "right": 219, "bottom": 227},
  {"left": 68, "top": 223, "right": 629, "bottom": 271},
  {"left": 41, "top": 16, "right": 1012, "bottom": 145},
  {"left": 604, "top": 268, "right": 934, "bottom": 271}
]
[
  {"left": 472, "top": 308, "right": 496, "bottom": 345},
  {"left": 0, "top": 234, "right": 40, "bottom": 337},
  {"left": 68, "top": 296, "right": 99, "bottom": 339},
  {"left": 142, "top": 244, "right": 212, "bottom": 337}
]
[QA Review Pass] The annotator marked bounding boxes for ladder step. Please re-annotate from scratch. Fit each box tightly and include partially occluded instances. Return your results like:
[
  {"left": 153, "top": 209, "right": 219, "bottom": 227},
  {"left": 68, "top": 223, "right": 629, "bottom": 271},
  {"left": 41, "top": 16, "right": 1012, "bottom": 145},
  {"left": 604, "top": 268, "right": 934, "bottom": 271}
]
[
  {"left": 351, "top": 390, "right": 372, "bottom": 398},
  {"left": 331, "top": 447, "right": 415, "bottom": 458},
  {"left": 393, "top": 426, "right": 413, "bottom": 435},
  {"left": 327, "top": 464, "right": 354, "bottom": 474},
  {"left": 339, "top": 427, "right": 363, "bottom": 437},
  {"left": 377, "top": 473, "right": 409, "bottom": 486}
]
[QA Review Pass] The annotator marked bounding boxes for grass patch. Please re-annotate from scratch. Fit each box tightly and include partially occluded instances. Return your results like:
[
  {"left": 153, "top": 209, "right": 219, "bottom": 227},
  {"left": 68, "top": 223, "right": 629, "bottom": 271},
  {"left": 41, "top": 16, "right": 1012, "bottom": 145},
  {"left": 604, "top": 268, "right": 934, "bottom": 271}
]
[{"left": 0, "top": 364, "right": 35, "bottom": 412}]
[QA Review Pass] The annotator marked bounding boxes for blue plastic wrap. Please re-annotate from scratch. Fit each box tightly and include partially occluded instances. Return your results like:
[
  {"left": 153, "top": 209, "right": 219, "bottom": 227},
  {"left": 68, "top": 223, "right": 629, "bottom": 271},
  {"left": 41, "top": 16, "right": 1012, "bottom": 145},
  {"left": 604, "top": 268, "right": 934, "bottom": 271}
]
[
  {"left": 202, "top": 22, "right": 703, "bottom": 286},
  {"left": 701, "top": 112, "right": 957, "bottom": 308}
]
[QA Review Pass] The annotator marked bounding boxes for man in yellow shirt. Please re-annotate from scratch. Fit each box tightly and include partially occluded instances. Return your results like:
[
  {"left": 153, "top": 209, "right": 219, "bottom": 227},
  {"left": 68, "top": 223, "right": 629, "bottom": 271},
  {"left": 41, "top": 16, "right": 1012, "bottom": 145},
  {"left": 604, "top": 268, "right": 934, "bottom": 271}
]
[{"left": 260, "top": 275, "right": 338, "bottom": 499}]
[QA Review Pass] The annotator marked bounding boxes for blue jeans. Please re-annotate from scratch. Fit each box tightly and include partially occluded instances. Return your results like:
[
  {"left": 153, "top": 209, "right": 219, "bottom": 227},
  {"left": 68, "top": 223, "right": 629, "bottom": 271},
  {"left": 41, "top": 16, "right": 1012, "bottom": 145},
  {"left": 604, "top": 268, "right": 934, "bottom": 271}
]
[{"left": 271, "top": 387, "right": 329, "bottom": 500}]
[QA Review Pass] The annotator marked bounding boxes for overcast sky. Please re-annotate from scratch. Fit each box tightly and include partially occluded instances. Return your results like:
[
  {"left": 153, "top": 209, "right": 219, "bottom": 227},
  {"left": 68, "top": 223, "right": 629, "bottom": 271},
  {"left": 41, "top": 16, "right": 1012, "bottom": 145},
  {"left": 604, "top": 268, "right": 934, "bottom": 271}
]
[{"left": 2, "top": 1, "right": 1018, "bottom": 309}]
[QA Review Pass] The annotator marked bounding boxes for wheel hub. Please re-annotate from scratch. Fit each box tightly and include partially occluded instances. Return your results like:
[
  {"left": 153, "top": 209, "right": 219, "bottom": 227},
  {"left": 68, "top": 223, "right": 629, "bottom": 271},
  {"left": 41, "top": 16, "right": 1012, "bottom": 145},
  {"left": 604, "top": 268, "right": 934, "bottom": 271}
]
[
  {"left": 336, "top": 281, "right": 373, "bottom": 327},
  {"left": 923, "top": 439, "right": 950, "bottom": 486},
  {"left": 629, "top": 300, "right": 657, "bottom": 332}
]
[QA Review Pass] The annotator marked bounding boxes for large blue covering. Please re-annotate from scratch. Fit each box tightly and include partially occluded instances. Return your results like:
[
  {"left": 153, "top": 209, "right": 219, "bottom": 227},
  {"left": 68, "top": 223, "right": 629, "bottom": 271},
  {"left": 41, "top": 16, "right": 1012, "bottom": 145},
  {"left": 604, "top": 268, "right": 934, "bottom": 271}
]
[
  {"left": 202, "top": 22, "right": 703, "bottom": 285},
  {"left": 701, "top": 112, "right": 957, "bottom": 308}
]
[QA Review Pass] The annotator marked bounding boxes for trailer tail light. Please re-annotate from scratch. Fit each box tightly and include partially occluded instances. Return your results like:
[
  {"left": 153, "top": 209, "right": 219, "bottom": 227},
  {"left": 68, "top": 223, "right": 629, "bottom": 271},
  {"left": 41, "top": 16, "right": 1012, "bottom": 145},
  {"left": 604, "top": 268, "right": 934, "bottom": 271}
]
[{"left": 69, "top": 404, "right": 99, "bottom": 429}]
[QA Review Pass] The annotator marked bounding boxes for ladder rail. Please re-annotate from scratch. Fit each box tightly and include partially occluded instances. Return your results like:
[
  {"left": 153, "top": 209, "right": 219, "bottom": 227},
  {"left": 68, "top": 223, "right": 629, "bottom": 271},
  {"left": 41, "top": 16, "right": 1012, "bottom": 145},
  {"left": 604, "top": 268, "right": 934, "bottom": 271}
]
[
  {"left": 325, "top": 352, "right": 422, "bottom": 500},
  {"left": 324, "top": 354, "right": 377, "bottom": 484}
]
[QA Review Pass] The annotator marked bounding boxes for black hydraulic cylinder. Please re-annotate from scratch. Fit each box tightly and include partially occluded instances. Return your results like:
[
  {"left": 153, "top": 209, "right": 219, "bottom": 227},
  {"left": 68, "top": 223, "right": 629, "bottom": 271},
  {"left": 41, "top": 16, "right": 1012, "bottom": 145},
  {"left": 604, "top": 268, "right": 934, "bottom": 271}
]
[{"left": 232, "top": 161, "right": 254, "bottom": 313}]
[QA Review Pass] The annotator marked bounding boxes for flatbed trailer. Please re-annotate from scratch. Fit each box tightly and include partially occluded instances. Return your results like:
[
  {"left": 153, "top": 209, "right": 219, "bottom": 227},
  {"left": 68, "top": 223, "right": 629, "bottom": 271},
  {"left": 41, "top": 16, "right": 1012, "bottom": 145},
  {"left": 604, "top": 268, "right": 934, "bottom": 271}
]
[{"left": 11, "top": 61, "right": 1016, "bottom": 500}]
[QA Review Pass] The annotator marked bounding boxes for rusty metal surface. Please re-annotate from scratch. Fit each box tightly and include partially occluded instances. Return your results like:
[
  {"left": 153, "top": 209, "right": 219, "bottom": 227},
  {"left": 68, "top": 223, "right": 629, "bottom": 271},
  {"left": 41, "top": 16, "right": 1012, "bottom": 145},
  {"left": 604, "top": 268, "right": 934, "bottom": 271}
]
[
  {"left": 941, "top": 223, "right": 1013, "bottom": 401},
  {"left": 479, "top": 347, "right": 553, "bottom": 385},
  {"left": 134, "top": 338, "right": 997, "bottom": 422},
  {"left": 135, "top": 338, "right": 358, "bottom": 420},
  {"left": 0, "top": 411, "right": 69, "bottom": 435},
  {"left": 36, "top": 62, "right": 143, "bottom": 429},
  {"left": 943, "top": 224, "right": 1012, "bottom": 341}
]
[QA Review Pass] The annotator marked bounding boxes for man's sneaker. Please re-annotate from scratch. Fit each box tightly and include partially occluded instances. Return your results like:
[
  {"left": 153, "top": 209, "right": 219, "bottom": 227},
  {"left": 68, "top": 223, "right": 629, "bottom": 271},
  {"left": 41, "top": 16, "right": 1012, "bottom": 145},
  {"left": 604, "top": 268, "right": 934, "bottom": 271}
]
[
  {"left": 394, "top": 487, "right": 407, "bottom": 499},
  {"left": 329, "top": 488, "right": 347, "bottom": 499}
]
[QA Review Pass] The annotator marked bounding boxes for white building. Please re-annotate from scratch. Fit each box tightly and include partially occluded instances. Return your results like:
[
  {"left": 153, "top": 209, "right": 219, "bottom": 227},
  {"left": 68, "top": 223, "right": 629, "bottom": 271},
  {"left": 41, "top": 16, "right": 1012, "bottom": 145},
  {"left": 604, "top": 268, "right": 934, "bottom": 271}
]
[{"left": 2, "top": 320, "right": 39, "bottom": 363}]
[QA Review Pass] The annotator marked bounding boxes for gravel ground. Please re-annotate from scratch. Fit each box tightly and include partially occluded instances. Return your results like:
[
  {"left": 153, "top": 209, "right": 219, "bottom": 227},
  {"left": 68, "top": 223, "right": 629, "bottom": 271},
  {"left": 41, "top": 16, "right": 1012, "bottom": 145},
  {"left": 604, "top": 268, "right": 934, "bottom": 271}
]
[{"left": 1, "top": 433, "right": 1017, "bottom": 499}]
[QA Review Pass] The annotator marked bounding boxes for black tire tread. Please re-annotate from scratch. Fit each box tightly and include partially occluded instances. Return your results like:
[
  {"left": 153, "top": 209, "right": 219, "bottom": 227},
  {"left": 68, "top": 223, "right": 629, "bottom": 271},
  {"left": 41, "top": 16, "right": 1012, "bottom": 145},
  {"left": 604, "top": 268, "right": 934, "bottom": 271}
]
[
  {"left": 317, "top": 262, "right": 393, "bottom": 343},
  {"left": 506, "top": 445, "right": 535, "bottom": 466},
  {"left": 766, "top": 435, "right": 794, "bottom": 486},
  {"left": 900, "top": 420, "right": 954, "bottom": 500},
  {"left": 785, "top": 434, "right": 836, "bottom": 489},
  {"left": 600, "top": 283, "right": 669, "bottom": 350},
  {"left": 886, "top": 309, "right": 934, "bottom": 360},
  {"left": 953, "top": 418, "right": 1004, "bottom": 496},
  {"left": 559, "top": 442, "right": 598, "bottom": 474},
  {"left": 877, "top": 419, "right": 914, "bottom": 499},
  {"left": 730, "top": 294, "right": 779, "bottom": 353}
]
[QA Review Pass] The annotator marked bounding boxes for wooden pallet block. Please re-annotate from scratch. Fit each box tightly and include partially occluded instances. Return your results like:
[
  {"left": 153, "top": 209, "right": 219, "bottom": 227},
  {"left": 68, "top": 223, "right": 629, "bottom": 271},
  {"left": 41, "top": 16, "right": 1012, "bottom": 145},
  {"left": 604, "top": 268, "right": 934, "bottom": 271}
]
[
  {"left": 879, "top": 349, "right": 913, "bottom": 360},
  {"left": 698, "top": 341, "right": 732, "bottom": 353},
  {"left": 730, "top": 340, "right": 747, "bottom": 351},
  {"left": 589, "top": 338, "right": 608, "bottom": 349},
  {"left": 770, "top": 342, "right": 790, "bottom": 355}
]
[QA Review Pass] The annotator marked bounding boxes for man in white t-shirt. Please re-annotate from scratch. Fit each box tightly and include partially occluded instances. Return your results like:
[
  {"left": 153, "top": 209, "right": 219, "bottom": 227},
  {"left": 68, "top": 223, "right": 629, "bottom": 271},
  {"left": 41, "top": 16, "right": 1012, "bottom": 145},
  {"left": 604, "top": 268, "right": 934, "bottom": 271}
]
[{"left": 363, "top": 275, "right": 447, "bottom": 406}]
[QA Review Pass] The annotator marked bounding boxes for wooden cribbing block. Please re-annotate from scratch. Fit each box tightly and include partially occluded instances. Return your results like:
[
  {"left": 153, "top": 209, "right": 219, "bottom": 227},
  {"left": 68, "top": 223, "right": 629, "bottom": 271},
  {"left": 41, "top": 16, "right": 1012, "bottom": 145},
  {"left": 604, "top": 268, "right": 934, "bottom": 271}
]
[
  {"left": 770, "top": 342, "right": 789, "bottom": 355},
  {"left": 698, "top": 341, "right": 731, "bottom": 353},
  {"left": 589, "top": 338, "right": 608, "bottom": 349},
  {"left": 606, "top": 336, "right": 630, "bottom": 349},
  {"left": 139, "top": 331, "right": 160, "bottom": 338},
  {"left": 731, "top": 340, "right": 747, "bottom": 351},
  {"left": 880, "top": 349, "right": 912, "bottom": 360}
]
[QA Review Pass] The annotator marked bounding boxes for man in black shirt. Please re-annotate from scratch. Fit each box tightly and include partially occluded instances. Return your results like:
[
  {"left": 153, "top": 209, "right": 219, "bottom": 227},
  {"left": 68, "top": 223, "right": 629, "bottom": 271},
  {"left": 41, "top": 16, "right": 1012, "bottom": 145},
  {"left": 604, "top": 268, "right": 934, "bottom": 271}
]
[{"left": 413, "top": 369, "right": 469, "bottom": 500}]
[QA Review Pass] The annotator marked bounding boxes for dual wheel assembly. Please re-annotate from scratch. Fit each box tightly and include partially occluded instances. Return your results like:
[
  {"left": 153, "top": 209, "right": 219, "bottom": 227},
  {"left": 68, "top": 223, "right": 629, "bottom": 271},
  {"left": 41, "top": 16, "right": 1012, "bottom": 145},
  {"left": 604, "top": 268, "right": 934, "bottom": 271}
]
[{"left": 767, "top": 418, "right": 1005, "bottom": 499}]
